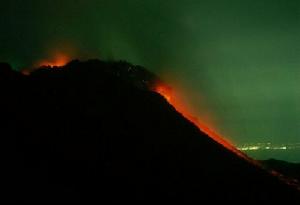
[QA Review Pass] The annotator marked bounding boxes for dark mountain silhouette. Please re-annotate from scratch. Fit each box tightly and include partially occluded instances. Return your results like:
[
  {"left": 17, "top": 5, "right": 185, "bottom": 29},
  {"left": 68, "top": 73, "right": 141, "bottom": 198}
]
[
  {"left": 261, "top": 159, "right": 300, "bottom": 183},
  {"left": 1, "top": 60, "right": 300, "bottom": 203}
]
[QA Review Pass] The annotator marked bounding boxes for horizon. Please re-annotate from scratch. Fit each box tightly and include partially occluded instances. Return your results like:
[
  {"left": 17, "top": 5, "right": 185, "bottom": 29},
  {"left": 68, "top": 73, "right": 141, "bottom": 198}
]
[
  {"left": 3, "top": 59, "right": 300, "bottom": 163},
  {"left": 1, "top": 0, "right": 300, "bottom": 162}
]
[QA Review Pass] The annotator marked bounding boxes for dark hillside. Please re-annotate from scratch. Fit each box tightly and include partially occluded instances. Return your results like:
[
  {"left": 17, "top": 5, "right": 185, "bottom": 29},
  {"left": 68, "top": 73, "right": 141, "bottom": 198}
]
[{"left": 1, "top": 60, "right": 299, "bottom": 203}]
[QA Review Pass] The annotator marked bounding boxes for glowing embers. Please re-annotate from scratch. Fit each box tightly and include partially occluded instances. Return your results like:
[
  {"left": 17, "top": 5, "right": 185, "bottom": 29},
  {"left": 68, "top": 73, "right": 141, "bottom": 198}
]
[
  {"left": 154, "top": 84, "right": 172, "bottom": 101},
  {"left": 154, "top": 82, "right": 249, "bottom": 160}
]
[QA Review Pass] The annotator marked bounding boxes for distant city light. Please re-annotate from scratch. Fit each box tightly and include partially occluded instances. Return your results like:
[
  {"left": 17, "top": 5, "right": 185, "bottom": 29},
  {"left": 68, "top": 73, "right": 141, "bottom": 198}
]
[{"left": 237, "top": 143, "right": 300, "bottom": 151}]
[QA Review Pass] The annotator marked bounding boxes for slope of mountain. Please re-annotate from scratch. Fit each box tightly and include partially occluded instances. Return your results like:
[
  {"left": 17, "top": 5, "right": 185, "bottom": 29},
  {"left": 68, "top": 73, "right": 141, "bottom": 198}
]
[
  {"left": 1, "top": 60, "right": 300, "bottom": 203},
  {"left": 261, "top": 159, "right": 300, "bottom": 182}
]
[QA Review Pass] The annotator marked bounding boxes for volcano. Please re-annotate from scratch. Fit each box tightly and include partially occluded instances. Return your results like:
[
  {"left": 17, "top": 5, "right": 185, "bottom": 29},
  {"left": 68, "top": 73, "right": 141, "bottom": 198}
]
[{"left": 1, "top": 60, "right": 299, "bottom": 203}]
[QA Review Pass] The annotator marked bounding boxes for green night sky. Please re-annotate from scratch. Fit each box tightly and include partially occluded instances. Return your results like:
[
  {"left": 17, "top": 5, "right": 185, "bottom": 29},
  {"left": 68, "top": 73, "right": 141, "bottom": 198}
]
[{"left": 1, "top": 0, "right": 300, "bottom": 161}]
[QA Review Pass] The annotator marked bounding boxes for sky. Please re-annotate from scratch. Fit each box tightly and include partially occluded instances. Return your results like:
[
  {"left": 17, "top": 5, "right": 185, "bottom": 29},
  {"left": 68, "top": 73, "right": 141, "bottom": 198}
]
[{"left": 1, "top": 0, "right": 300, "bottom": 161}]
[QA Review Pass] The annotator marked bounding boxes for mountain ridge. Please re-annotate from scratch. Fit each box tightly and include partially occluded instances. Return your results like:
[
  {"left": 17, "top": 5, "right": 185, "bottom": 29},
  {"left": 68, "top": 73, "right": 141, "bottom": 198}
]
[{"left": 1, "top": 60, "right": 299, "bottom": 203}]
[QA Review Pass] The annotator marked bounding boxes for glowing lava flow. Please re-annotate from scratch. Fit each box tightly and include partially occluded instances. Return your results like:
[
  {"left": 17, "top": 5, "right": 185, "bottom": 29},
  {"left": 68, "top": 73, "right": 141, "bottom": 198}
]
[{"left": 154, "top": 83, "right": 251, "bottom": 161}]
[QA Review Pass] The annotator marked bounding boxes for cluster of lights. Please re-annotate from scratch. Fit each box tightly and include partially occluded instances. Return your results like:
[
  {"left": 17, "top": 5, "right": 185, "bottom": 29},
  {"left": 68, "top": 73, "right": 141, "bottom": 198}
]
[{"left": 238, "top": 142, "right": 300, "bottom": 151}]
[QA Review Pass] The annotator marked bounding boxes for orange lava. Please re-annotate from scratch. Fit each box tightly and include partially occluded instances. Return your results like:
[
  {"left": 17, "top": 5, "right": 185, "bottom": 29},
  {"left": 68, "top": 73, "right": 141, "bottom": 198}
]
[
  {"left": 35, "top": 52, "right": 70, "bottom": 68},
  {"left": 154, "top": 83, "right": 250, "bottom": 160}
]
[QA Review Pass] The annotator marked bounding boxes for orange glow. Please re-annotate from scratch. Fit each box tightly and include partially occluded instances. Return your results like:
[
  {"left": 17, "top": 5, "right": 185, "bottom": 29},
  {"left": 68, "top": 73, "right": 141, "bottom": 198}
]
[
  {"left": 21, "top": 69, "right": 31, "bottom": 76},
  {"left": 154, "top": 82, "right": 251, "bottom": 161},
  {"left": 35, "top": 52, "right": 70, "bottom": 68}
]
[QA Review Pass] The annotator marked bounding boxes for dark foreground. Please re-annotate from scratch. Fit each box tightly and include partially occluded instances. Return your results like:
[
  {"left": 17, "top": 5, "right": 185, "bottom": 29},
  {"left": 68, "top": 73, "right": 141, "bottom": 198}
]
[{"left": 1, "top": 60, "right": 299, "bottom": 203}]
